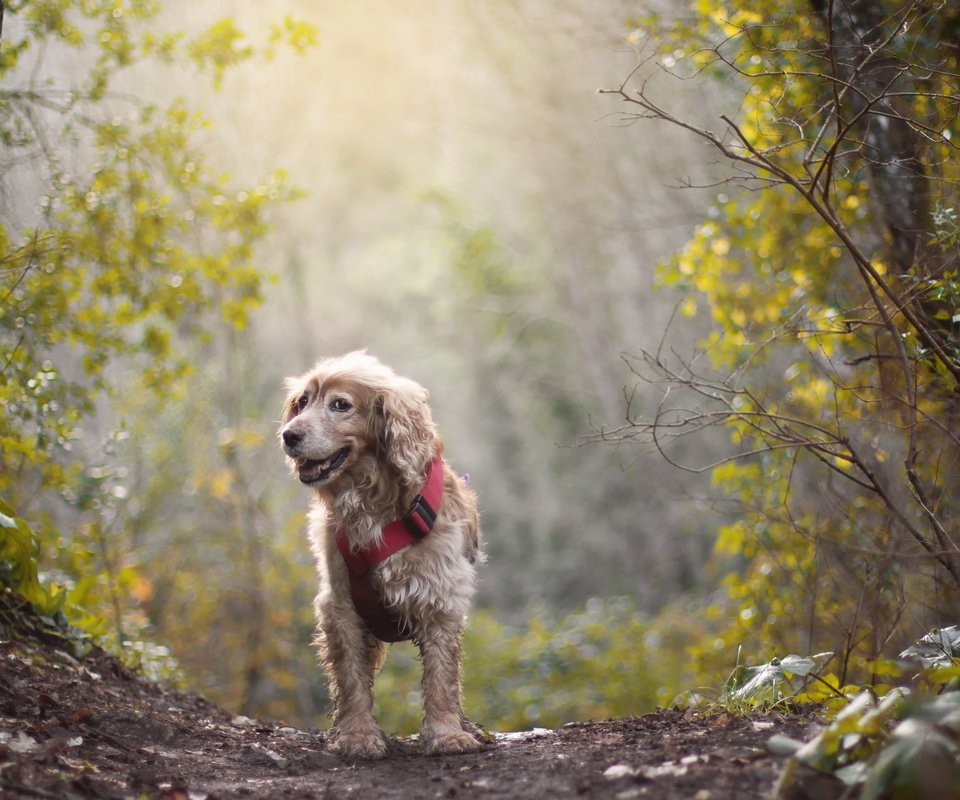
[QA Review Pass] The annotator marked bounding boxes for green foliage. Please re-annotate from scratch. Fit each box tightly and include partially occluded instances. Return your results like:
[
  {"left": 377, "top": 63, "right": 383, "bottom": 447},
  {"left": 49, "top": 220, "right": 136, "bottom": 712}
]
[
  {"left": 371, "top": 599, "right": 657, "bottom": 734},
  {"left": 773, "top": 688, "right": 960, "bottom": 800},
  {"left": 719, "top": 650, "right": 833, "bottom": 713},
  {"left": 1, "top": 2, "right": 313, "bottom": 488},
  {"left": 626, "top": 0, "right": 960, "bottom": 697},
  {"left": 0, "top": 498, "right": 66, "bottom": 619},
  {"left": 0, "top": 0, "right": 313, "bottom": 671},
  {"left": 900, "top": 626, "right": 960, "bottom": 670},
  {"left": 699, "top": 630, "right": 960, "bottom": 799}
]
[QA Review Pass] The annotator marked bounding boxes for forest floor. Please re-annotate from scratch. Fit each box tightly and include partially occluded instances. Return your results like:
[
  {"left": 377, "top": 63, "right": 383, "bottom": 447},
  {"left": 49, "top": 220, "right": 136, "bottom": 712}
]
[{"left": 0, "top": 595, "right": 827, "bottom": 800}]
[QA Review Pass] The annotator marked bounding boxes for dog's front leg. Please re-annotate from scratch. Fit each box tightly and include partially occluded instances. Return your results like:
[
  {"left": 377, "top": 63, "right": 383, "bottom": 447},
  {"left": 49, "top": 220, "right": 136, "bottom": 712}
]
[
  {"left": 418, "top": 624, "right": 482, "bottom": 755},
  {"left": 317, "top": 611, "right": 387, "bottom": 759}
]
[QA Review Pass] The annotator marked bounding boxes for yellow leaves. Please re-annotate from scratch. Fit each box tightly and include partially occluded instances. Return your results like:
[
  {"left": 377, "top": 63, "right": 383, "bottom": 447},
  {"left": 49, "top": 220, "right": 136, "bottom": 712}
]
[
  {"left": 638, "top": 0, "right": 960, "bottom": 720},
  {"left": 186, "top": 18, "right": 254, "bottom": 90},
  {"left": 186, "top": 14, "right": 318, "bottom": 90},
  {"left": 866, "top": 658, "right": 904, "bottom": 678},
  {"left": 789, "top": 268, "right": 811, "bottom": 290},
  {"left": 26, "top": 0, "right": 84, "bottom": 44},
  {"left": 141, "top": 30, "right": 184, "bottom": 62},
  {"left": 675, "top": 252, "right": 697, "bottom": 277},
  {"left": 711, "top": 460, "right": 762, "bottom": 492},
  {"left": 209, "top": 469, "right": 234, "bottom": 500},
  {"left": 0, "top": 499, "right": 68, "bottom": 619},
  {"left": 218, "top": 426, "right": 265, "bottom": 451},
  {"left": 705, "top": 4, "right": 763, "bottom": 38},
  {"left": 716, "top": 520, "right": 747, "bottom": 555},
  {"left": 268, "top": 16, "right": 319, "bottom": 56},
  {"left": 710, "top": 236, "right": 731, "bottom": 256},
  {"left": 788, "top": 375, "right": 830, "bottom": 407},
  {"left": 729, "top": 306, "right": 748, "bottom": 328}
]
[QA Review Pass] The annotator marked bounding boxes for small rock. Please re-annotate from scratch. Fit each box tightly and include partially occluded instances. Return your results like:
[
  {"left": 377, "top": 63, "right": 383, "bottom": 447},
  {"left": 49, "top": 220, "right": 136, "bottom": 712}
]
[
  {"left": 495, "top": 728, "right": 555, "bottom": 743},
  {"left": 246, "top": 741, "right": 289, "bottom": 769},
  {"left": 642, "top": 761, "right": 689, "bottom": 779},
  {"left": 604, "top": 764, "right": 638, "bottom": 779}
]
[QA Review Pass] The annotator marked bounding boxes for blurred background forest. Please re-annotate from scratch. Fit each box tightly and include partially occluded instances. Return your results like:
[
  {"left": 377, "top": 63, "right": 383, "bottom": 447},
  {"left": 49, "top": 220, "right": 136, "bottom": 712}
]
[{"left": 3, "top": 0, "right": 959, "bottom": 737}]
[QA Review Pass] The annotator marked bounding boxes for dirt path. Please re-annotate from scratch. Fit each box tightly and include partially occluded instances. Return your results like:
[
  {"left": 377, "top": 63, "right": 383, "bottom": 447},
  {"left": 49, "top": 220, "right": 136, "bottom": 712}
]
[{"left": 0, "top": 598, "right": 821, "bottom": 799}]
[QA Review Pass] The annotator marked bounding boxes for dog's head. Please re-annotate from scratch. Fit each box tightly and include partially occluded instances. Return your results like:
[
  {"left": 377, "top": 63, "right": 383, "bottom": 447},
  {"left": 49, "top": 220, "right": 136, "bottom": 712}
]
[{"left": 279, "top": 351, "right": 438, "bottom": 489}]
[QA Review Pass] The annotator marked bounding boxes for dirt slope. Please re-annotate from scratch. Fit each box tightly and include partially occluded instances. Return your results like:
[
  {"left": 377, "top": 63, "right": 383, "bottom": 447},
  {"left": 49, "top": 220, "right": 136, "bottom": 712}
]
[{"left": 0, "top": 596, "right": 822, "bottom": 799}]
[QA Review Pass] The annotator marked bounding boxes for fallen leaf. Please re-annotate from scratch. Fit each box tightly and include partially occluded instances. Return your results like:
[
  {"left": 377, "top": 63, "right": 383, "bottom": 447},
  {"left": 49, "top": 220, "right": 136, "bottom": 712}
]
[{"left": 8, "top": 732, "right": 39, "bottom": 753}]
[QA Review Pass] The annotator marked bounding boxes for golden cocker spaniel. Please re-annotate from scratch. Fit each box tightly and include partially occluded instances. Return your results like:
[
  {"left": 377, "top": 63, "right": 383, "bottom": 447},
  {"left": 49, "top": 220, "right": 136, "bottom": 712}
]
[{"left": 279, "top": 351, "right": 484, "bottom": 758}]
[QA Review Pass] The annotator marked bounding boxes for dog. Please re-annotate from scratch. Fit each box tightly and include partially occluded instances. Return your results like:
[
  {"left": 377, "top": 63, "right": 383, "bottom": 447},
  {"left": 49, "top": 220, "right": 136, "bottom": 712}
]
[{"left": 279, "top": 351, "right": 484, "bottom": 758}]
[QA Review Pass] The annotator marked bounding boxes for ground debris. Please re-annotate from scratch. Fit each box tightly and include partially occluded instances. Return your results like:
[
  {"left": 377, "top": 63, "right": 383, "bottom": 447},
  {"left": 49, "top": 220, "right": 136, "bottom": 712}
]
[{"left": 0, "top": 593, "right": 822, "bottom": 799}]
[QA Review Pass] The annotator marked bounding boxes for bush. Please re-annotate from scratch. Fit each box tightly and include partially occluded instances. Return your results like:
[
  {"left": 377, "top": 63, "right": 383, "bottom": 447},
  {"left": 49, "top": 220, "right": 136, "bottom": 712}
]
[{"left": 373, "top": 598, "right": 658, "bottom": 734}]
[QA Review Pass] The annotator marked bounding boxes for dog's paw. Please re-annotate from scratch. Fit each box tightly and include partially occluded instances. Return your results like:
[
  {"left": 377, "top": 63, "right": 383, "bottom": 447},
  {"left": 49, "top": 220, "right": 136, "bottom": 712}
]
[
  {"left": 421, "top": 729, "right": 484, "bottom": 755},
  {"left": 331, "top": 729, "right": 388, "bottom": 760},
  {"left": 460, "top": 717, "right": 495, "bottom": 744}
]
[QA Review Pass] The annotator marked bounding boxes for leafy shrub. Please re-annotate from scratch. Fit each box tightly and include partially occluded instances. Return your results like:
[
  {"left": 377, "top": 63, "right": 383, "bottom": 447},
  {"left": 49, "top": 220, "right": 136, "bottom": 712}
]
[
  {"left": 0, "top": 499, "right": 66, "bottom": 619},
  {"left": 721, "top": 628, "right": 960, "bottom": 800},
  {"left": 772, "top": 687, "right": 960, "bottom": 800},
  {"left": 373, "top": 598, "right": 658, "bottom": 734}
]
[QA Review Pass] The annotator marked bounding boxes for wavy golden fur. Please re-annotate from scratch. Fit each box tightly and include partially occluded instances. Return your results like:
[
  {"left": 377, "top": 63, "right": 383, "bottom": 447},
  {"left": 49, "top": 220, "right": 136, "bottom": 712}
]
[{"left": 279, "top": 351, "right": 484, "bottom": 758}]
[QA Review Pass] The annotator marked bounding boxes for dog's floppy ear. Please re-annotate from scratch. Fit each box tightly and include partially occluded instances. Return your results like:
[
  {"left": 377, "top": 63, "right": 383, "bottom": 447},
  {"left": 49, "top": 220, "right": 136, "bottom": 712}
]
[{"left": 372, "top": 376, "right": 437, "bottom": 484}]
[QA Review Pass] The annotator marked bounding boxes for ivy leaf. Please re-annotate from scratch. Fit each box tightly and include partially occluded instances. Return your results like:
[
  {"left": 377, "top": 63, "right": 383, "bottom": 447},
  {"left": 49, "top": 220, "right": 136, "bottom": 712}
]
[
  {"left": 780, "top": 654, "right": 818, "bottom": 677},
  {"left": 900, "top": 627, "right": 960, "bottom": 668}
]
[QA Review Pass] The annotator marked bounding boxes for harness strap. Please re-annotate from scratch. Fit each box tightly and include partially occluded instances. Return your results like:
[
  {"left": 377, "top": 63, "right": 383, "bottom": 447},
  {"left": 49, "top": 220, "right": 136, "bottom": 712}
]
[{"left": 335, "top": 456, "right": 445, "bottom": 642}]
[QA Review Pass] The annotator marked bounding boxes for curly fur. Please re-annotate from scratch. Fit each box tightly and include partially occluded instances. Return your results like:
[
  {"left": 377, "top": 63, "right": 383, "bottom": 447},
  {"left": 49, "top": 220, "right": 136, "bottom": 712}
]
[{"left": 279, "top": 351, "right": 484, "bottom": 758}]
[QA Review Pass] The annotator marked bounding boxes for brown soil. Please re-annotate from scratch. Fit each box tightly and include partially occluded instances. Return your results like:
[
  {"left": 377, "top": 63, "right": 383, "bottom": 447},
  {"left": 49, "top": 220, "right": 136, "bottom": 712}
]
[{"left": 0, "top": 594, "right": 824, "bottom": 799}]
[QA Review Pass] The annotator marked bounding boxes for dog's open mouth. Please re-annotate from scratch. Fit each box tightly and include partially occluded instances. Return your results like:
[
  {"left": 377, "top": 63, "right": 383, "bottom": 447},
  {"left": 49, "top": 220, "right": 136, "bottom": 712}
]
[{"left": 296, "top": 446, "right": 351, "bottom": 484}]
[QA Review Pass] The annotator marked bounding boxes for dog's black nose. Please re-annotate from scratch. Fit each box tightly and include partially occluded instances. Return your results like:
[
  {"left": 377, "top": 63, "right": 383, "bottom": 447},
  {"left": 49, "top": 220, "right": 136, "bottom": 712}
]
[{"left": 282, "top": 428, "right": 303, "bottom": 448}]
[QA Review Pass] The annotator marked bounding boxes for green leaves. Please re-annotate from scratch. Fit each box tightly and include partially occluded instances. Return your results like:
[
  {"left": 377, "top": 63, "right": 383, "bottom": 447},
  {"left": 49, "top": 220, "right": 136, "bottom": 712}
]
[
  {"left": 631, "top": 0, "right": 960, "bottom": 715},
  {"left": 0, "top": 1, "right": 314, "bottom": 669},
  {"left": 773, "top": 688, "right": 960, "bottom": 800},
  {"left": 765, "top": 628, "right": 960, "bottom": 800},
  {"left": 899, "top": 627, "right": 960, "bottom": 670},
  {"left": 1, "top": 2, "right": 308, "bottom": 493},
  {"left": 0, "top": 498, "right": 66, "bottom": 619},
  {"left": 371, "top": 599, "right": 658, "bottom": 734},
  {"left": 185, "top": 15, "right": 319, "bottom": 89},
  {"left": 186, "top": 18, "right": 254, "bottom": 89},
  {"left": 743, "top": 653, "right": 817, "bottom": 684},
  {"left": 720, "top": 650, "right": 834, "bottom": 712}
]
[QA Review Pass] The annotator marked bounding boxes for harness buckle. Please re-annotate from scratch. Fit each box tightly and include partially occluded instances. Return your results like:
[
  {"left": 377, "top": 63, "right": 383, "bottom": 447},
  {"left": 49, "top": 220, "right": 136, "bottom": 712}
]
[{"left": 403, "top": 494, "right": 436, "bottom": 538}]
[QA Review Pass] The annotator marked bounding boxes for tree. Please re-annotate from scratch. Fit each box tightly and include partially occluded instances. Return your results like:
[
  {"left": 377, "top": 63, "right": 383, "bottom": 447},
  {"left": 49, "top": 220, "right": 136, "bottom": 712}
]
[
  {"left": 599, "top": 0, "right": 960, "bottom": 681},
  {"left": 0, "top": 1, "right": 313, "bottom": 645}
]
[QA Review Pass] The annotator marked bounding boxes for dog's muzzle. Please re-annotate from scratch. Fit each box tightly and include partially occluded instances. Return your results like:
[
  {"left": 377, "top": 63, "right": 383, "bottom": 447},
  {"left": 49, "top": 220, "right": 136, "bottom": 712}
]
[{"left": 295, "top": 446, "right": 351, "bottom": 484}]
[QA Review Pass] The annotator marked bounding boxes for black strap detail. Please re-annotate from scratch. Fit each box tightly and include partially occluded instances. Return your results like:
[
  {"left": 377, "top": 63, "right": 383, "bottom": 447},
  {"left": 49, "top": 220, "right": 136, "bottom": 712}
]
[{"left": 403, "top": 494, "right": 436, "bottom": 538}]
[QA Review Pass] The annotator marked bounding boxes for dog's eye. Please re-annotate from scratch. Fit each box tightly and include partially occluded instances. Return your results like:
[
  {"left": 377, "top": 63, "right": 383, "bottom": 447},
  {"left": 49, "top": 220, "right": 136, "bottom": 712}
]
[
  {"left": 330, "top": 398, "right": 352, "bottom": 413},
  {"left": 295, "top": 393, "right": 309, "bottom": 413}
]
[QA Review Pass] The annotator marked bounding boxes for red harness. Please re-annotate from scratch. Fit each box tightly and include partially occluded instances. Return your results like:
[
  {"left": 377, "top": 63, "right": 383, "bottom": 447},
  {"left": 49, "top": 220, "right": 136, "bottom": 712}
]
[{"left": 335, "top": 457, "right": 445, "bottom": 642}]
